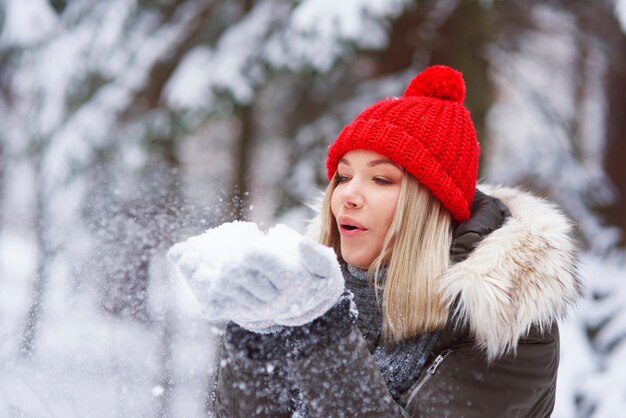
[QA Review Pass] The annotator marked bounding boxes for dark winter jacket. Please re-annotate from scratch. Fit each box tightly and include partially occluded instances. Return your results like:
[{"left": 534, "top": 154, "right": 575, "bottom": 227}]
[{"left": 212, "top": 185, "right": 582, "bottom": 417}]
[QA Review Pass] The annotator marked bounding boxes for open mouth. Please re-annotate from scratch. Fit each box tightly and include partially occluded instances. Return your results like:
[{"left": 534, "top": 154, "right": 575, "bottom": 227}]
[
  {"left": 337, "top": 216, "right": 367, "bottom": 234},
  {"left": 338, "top": 217, "right": 367, "bottom": 233}
]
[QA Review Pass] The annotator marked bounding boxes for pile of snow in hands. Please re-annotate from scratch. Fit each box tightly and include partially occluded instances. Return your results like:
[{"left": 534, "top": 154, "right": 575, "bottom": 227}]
[{"left": 167, "top": 221, "right": 344, "bottom": 324}]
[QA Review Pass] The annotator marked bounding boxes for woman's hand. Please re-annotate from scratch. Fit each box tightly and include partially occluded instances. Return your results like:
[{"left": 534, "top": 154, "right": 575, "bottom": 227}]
[{"left": 168, "top": 223, "right": 344, "bottom": 332}]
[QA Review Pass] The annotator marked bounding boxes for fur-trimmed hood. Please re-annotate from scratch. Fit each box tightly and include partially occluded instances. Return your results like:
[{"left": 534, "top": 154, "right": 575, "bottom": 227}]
[{"left": 440, "top": 185, "right": 582, "bottom": 360}]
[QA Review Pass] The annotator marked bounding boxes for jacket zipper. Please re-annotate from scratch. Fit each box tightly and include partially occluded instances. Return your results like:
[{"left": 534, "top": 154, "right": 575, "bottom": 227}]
[{"left": 405, "top": 349, "right": 453, "bottom": 410}]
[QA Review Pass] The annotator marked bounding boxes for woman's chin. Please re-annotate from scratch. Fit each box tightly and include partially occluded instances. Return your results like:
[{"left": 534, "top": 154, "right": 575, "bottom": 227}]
[{"left": 341, "top": 251, "right": 373, "bottom": 270}]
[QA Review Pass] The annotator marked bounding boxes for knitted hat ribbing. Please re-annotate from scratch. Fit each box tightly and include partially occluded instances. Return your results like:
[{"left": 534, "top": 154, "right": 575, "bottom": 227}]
[{"left": 326, "top": 65, "right": 479, "bottom": 222}]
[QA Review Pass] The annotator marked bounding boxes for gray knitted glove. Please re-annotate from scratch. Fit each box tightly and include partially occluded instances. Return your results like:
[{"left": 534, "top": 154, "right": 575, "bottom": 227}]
[{"left": 167, "top": 222, "right": 344, "bottom": 332}]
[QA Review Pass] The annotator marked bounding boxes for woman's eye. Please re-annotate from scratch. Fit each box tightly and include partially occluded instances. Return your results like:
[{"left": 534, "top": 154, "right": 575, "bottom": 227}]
[
  {"left": 337, "top": 175, "right": 350, "bottom": 183},
  {"left": 373, "top": 177, "right": 392, "bottom": 185}
]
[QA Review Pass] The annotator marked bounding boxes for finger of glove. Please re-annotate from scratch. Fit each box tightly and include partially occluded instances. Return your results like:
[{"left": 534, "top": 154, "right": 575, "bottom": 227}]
[
  {"left": 239, "top": 252, "right": 293, "bottom": 290},
  {"left": 185, "top": 272, "right": 212, "bottom": 305},
  {"left": 275, "top": 296, "right": 336, "bottom": 327},
  {"left": 298, "top": 239, "right": 337, "bottom": 280},
  {"left": 217, "top": 279, "right": 270, "bottom": 310},
  {"left": 167, "top": 242, "right": 187, "bottom": 265},
  {"left": 204, "top": 291, "right": 255, "bottom": 320},
  {"left": 274, "top": 279, "right": 344, "bottom": 326},
  {"left": 176, "top": 251, "right": 203, "bottom": 279},
  {"left": 221, "top": 265, "right": 280, "bottom": 302}
]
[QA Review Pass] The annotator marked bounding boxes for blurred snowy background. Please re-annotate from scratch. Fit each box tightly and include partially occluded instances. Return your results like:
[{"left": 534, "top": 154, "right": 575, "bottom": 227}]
[{"left": 1, "top": 0, "right": 625, "bottom": 417}]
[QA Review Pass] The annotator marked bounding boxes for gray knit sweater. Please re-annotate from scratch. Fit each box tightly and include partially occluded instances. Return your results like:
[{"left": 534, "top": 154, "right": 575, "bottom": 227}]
[{"left": 343, "top": 264, "right": 440, "bottom": 400}]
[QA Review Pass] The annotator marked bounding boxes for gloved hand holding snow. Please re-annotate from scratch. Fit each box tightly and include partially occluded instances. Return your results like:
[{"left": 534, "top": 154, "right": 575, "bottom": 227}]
[{"left": 167, "top": 221, "right": 344, "bottom": 332}]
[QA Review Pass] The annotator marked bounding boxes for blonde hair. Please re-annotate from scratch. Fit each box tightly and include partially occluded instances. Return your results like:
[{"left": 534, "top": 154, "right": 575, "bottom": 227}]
[{"left": 319, "top": 173, "right": 454, "bottom": 343}]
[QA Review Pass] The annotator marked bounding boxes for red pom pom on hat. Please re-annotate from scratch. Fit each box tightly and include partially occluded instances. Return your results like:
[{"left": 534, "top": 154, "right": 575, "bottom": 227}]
[
  {"left": 326, "top": 65, "right": 479, "bottom": 222},
  {"left": 403, "top": 65, "right": 466, "bottom": 103}
]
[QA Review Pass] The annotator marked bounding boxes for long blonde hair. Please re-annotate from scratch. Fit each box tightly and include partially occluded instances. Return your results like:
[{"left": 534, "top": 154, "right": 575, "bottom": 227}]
[{"left": 319, "top": 173, "right": 454, "bottom": 343}]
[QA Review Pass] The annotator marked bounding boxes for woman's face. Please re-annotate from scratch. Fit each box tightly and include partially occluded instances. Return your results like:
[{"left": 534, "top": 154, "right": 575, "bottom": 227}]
[{"left": 331, "top": 150, "right": 403, "bottom": 269}]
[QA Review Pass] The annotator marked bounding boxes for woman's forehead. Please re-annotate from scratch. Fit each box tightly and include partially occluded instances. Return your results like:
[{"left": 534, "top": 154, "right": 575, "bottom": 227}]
[{"left": 338, "top": 150, "right": 402, "bottom": 170}]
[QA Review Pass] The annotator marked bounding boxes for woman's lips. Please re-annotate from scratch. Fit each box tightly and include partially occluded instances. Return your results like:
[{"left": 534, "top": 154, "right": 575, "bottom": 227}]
[
  {"left": 339, "top": 226, "right": 367, "bottom": 237},
  {"left": 337, "top": 216, "right": 367, "bottom": 237}
]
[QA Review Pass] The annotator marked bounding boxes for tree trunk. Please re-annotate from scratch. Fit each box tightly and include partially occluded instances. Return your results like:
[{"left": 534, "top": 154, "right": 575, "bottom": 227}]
[
  {"left": 228, "top": 104, "right": 254, "bottom": 221},
  {"left": 19, "top": 166, "right": 53, "bottom": 358},
  {"left": 429, "top": 0, "right": 495, "bottom": 172},
  {"left": 603, "top": 54, "right": 626, "bottom": 247},
  {"left": 570, "top": 0, "right": 626, "bottom": 247},
  {"left": 157, "top": 309, "right": 175, "bottom": 418},
  {"left": 156, "top": 139, "right": 183, "bottom": 418}
]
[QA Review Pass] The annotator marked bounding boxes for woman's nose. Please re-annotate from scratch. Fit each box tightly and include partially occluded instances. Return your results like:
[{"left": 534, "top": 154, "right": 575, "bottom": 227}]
[{"left": 340, "top": 180, "right": 364, "bottom": 208}]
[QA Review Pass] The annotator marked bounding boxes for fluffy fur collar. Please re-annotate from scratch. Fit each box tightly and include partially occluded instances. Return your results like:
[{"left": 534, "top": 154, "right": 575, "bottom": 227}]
[{"left": 440, "top": 185, "right": 582, "bottom": 360}]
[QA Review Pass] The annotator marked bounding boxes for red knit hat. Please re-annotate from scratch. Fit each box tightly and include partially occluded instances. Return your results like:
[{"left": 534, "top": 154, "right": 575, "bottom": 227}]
[{"left": 326, "top": 65, "right": 479, "bottom": 222}]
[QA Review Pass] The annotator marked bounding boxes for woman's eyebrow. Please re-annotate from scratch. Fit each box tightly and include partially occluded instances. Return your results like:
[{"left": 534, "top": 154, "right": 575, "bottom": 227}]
[
  {"left": 367, "top": 159, "right": 401, "bottom": 169},
  {"left": 338, "top": 157, "right": 402, "bottom": 169}
]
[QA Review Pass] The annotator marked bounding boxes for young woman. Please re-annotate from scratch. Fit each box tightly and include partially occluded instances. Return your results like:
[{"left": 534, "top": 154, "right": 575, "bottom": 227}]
[{"left": 169, "top": 65, "right": 582, "bottom": 417}]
